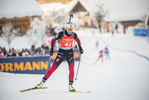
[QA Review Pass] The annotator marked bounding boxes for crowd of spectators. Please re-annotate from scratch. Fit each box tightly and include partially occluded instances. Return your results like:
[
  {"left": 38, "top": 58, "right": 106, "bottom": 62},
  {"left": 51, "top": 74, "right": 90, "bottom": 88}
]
[{"left": 0, "top": 45, "right": 48, "bottom": 58}]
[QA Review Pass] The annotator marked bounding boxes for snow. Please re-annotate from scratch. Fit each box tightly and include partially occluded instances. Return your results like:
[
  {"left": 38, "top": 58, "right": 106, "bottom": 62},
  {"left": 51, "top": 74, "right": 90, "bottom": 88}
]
[
  {"left": 0, "top": 29, "right": 149, "bottom": 100},
  {"left": 40, "top": 3, "right": 66, "bottom": 13},
  {"left": 102, "top": 0, "right": 149, "bottom": 21},
  {"left": 0, "top": 0, "right": 43, "bottom": 18},
  {"left": 80, "top": 0, "right": 149, "bottom": 21}
]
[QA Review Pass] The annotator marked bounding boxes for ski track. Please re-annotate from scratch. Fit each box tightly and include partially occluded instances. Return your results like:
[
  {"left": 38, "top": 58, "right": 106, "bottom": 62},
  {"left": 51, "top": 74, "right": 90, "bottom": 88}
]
[
  {"left": 98, "top": 37, "right": 149, "bottom": 61},
  {"left": 1, "top": 30, "right": 149, "bottom": 100}
]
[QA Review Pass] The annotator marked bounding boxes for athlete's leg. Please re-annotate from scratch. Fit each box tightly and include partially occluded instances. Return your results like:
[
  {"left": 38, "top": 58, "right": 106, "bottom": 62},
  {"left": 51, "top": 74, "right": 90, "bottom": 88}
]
[
  {"left": 66, "top": 56, "right": 74, "bottom": 82},
  {"left": 43, "top": 54, "right": 64, "bottom": 80},
  {"left": 35, "top": 53, "right": 64, "bottom": 88},
  {"left": 66, "top": 55, "right": 75, "bottom": 91}
]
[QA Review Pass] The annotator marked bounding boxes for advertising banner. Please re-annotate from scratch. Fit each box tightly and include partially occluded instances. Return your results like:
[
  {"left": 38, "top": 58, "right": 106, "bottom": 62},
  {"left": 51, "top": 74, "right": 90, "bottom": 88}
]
[
  {"left": 0, "top": 50, "right": 80, "bottom": 74},
  {"left": 0, "top": 56, "right": 50, "bottom": 74},
  {"left": 134, "top": 29, "right": 149, "bottom": 37}
]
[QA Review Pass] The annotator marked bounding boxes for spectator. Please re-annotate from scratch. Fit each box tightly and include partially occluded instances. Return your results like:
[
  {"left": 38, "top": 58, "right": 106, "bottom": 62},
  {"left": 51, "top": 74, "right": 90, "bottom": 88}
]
[
  {"left": 0, "top": 53, "right": 2, "bottom": 58},
  {"left": 115, "top": 23, "right": 118, "bottom": 33},
  {"left": 12, "top": 50, "right": 17, "bottom": 56},
  {"left": 123, "top": 25, "right": 126, "bottom": 34}
]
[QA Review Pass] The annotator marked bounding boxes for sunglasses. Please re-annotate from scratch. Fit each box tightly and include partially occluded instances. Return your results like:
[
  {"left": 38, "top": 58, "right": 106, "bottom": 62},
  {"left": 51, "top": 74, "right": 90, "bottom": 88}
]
[{"left": 67, "top": 28, "right": 73, "bottom": 31}]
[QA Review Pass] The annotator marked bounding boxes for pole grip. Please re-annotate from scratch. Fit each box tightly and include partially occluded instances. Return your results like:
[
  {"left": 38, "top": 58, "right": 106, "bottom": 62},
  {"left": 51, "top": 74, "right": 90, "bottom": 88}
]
[{"left": 69, "top": 14, "right": 73, "bottom": 22}]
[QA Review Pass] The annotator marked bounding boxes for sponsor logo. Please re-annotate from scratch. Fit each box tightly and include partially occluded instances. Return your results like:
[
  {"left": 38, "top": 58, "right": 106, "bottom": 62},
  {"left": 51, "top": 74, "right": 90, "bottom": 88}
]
[
  {"left": 0, "top": 61, "right": 48, "bottom": 72},
  {"left": 56, "top": 58, "right": 60, "bottom": 62}
]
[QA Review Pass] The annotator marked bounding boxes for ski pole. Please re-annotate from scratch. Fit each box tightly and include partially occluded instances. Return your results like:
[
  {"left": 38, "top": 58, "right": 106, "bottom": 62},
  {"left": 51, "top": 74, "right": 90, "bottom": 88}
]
[
  {"left": 46, "top": 56, "right": 52, "bottom": 73},
  {"left": 75, "top": 55, "right": 81, "bottom": 81},
  {"left": 69, "top": 14, "right": 73, "bottom": 22}
]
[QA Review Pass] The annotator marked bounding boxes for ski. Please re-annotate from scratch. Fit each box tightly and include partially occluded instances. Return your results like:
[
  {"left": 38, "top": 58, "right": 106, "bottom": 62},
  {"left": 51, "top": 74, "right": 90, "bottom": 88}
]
[
  {"left": 20, "top": 87, "right": 47, "bottom": 92},
  {"left": 66, "top": 91, "right": 90, "bottom": 93},
  {"left": 20, "top": 86, "right": 90, "bottom": 93}
]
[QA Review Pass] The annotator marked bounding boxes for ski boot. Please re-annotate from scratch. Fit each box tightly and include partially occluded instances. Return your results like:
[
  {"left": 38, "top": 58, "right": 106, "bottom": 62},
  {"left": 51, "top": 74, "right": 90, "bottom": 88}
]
[
  {"left": 35, "top": 78, "right": 46, "bottom": 89},
  {"left": 69, "top": 81, "right": 76, "bottom": 92}
]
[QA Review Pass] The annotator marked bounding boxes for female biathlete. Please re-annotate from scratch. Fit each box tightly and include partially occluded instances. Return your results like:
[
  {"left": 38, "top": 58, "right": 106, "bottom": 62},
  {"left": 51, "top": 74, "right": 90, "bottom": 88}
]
[{"left": 35, "top": 22, "right": 83, "bottom": 91}]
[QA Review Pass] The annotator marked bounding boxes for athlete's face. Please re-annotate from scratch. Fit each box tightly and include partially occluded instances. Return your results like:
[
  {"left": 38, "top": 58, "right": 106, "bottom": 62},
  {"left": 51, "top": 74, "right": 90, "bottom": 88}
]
[{"left": 66, "top": 28, "right": 73, "bottom": 34}]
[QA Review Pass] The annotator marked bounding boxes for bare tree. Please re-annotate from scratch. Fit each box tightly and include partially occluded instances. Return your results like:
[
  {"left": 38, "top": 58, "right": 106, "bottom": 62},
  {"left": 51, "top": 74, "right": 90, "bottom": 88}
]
[
  {"left": 94, "top": 2, "right": 107, "bottom": 33},
  {"left": 2, "top": 22, "right": 18, "bottom": 48},
  {"left": 43, "top": 10, "right": 81, "bottom": 29},
  {"left": 26, "top": 18, "right": 46, "bottom": 46},
  {"left": 43, "top": 9, "right": 68, "bottom": 28}
]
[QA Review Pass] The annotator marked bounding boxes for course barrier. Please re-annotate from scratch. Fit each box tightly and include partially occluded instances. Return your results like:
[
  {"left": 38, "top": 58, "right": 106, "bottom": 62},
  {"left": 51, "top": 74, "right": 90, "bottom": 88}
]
[
  {"left": 98, "top": 37, "right": 149, "bottom": 61},
  {"left": 0, "top": 49, "right": 80, "bottom": 74}
]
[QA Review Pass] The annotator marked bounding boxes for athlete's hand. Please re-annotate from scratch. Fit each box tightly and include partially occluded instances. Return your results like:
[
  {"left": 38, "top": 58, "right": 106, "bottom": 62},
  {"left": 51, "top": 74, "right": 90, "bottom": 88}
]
[
  {"left": 79, "top": 46, "right": 83, "bottom": 54},
  {"left": 49, "top": 47, "right": 53, "bottom": 56}
]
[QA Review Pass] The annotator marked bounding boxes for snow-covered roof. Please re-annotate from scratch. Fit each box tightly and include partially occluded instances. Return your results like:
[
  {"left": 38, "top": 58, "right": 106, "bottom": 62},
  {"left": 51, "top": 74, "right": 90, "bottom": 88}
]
[
  {"left": 102, "top": 0, "right": 149, "bottom": 22},
  {"left": 0, "top": 0, "right": 43, "bottom": 19},
  {"left": 71, "top": 0, "right": 149, "bottom": 22},
  {"left": 64, "top": 0, "right": 90, "bottom": 13},
  {"left": 40, "top": 3, "right": 66, "bottom": 13}
]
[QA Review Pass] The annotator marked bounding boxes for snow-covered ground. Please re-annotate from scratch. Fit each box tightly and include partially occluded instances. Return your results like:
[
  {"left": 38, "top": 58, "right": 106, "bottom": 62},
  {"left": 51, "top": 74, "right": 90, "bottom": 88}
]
[{"left": 0, "top": 28, "right": 149, "bottom": 100}]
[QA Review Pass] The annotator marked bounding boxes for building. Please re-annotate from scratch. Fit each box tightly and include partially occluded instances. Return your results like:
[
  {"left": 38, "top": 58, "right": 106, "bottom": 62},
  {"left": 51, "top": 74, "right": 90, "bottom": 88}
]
[
  {"left": 62, "top": 0, "right": 149, "bottom": 31},
  {"left": 0, "top": 0, "right": 43, "bottom": 34},
  {"left": 37, "top": 0, "right": 94, "bottom": 27},
  {"left": 64, "top": 0, "right": 95, "bottom": 27}
]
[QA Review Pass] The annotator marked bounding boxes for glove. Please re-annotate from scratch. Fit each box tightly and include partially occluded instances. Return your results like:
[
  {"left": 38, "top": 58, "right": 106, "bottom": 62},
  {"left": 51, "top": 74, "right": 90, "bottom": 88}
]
[
  {"left": 49, "top": 47, "right": 53, "bottom": 56},
  {"left": 79, "top": 46, "right": 84, "bottom": 54}
]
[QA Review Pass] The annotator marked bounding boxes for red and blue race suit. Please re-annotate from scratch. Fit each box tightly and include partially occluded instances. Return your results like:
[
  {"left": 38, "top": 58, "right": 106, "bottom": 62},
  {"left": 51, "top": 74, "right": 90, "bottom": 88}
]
[{"left": 43, "top": 30, "right": 82, "bottom": 82}]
